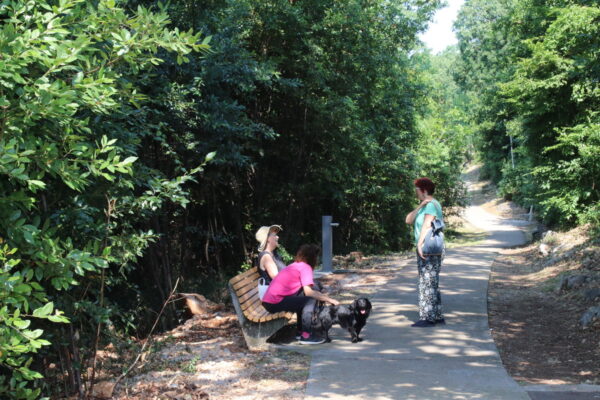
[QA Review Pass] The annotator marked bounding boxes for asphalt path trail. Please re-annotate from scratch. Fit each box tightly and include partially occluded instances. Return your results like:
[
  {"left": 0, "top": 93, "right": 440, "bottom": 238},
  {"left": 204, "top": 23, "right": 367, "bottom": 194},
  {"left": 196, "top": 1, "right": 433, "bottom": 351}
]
[{"left": 303, "top": 185, "right": 532, "bottom": 399}]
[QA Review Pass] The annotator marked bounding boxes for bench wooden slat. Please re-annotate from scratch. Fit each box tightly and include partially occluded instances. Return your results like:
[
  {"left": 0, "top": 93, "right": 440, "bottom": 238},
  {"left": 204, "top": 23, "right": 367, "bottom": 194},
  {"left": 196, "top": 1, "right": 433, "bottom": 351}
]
[
  {"left": 244, "top": 299, "right": 265, "bottom": 313},
  {"left": 280, "top": 312, "right": 295, "bottom": 321},
  {"left": 260, "top": 312, "right": 277, "bottom": 322},
  {"left": 247, "top": 300, "right": 290, "bottom": 322},
  {"left": 231, "top": 273, "right": 260, "bottom": 292},
  {"left": 235, "top": 280, "right": 259, "bottom": 299},
  {"left": 249, "top": 308, "right": 270, "bottom": 322},
  {"left": 261, "top": 311, "right": 295, "bottom": 322},
  {"left": 247, "top": 307, "right": 292, "bottom": 323},
  {"left": 229, "top": 268, "right": 258, "bottom": 285},
  {"left": 238, "top": 286, "right": 260, "bottom": 305},
  {"left": 242, "top": 306, "right": 263, "bottom": 320},
  {"left": 233, "top": 280, "right": 258, "bottom": 295},
  {"left": 245, "top": 305, "right": 268, "bottom": 322},
  {"left": 229, "top": 267, "right": 258, "bottom": 285},
  {"left": 242, "top": 300, "right": 295, "bottom": 323},
  {"left": 232, "top": 281, "right": 256, "bottom": 295}
]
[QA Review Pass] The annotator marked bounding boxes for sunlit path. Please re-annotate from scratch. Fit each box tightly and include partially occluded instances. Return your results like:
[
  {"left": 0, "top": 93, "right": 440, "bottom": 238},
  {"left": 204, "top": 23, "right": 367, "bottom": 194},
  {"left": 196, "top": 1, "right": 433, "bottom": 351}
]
[{"left": 302, "top": 181, "right": 531, "bottom": 399}]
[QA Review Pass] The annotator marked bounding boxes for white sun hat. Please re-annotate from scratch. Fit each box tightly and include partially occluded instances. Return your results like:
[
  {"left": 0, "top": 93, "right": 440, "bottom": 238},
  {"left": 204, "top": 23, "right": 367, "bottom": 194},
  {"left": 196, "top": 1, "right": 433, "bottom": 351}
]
[{"left": 255, "top": 225, "right": 282, "bottom": 251}]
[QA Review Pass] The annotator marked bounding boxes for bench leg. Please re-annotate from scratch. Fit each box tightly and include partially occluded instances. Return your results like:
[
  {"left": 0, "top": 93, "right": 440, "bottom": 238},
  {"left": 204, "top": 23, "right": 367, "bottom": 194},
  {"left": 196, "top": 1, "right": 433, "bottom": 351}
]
[
  {"left": 228, "top": 284, "right": 288, "bottom": 351},
  {"left": 242, "top": 318, "right": 288, "bottom": 351}
]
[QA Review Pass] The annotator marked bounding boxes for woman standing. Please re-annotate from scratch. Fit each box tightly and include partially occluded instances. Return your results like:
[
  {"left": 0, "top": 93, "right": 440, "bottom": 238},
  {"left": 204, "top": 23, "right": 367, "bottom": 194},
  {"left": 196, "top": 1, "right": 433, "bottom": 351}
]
[
  {"left": 405, "top": 177, "right": 445, "bottom": 327},
  {"left": 262, "top": 244, "right": 339, "bottom": 344}
]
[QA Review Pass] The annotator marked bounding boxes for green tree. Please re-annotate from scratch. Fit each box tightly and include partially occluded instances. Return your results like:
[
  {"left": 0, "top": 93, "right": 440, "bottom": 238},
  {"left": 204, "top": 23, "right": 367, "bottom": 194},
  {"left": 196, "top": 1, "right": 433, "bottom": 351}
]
[
  {"left": 454, "top": 0, "right": 523, "bottom": 182},
  {"left": 455, "top": 0, "right": 600, "bottom": 228},
  {"left": 237, "top": 0, "right": 443, "bottom": 252},
  {"left": 501, "top": 4, "right": 600, "bottom": 225},
  {"left": 0, "top": 0, "right": 207, "bottom": 397},
  {"left": 414, "top": 47, "right": 473, "bottom": 212},
  {"left": 127, "top": 0, "right": 443, "bottom": 272}
]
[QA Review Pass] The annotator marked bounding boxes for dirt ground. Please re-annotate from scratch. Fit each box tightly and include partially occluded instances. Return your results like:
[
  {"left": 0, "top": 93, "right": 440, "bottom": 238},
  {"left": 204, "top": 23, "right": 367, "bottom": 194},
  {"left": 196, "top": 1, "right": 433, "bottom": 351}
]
[
  {"left": 488, "top": 225, "right": 600, "bottom": 385},
  {"left": 466, "top": 164, "right": 600, "bottom": 386},
  {"left": 89, "top": 254, "right": 403, "bottom": 400}
]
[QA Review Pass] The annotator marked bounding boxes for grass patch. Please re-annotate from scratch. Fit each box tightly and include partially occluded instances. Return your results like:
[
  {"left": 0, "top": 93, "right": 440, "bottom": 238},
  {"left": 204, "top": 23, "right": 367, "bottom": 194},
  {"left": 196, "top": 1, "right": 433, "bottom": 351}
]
[
  {"left": 181, "top": 355, "right": 201, "bottom": 373},
  {"left": 540, "top": 275, "right": 561, "bottom": 292},
  {"left": 445, "top": 219, "right": 488, "bottom": 248}
]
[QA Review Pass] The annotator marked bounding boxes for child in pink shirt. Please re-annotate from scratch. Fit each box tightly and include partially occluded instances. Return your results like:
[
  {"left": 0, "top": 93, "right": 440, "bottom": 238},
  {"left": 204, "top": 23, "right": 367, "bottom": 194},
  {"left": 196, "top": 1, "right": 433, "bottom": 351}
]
[
  {"left": 262, "top": 244, "right": 339, "bottom": 345},
  {"left": 262, "top": 261, "right": 314, "bottom": 303}
]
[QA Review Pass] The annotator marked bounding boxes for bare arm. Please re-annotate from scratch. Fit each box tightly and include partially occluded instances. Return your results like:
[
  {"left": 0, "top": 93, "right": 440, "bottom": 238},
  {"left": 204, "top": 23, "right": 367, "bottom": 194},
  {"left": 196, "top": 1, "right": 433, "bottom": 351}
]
[
  {"left": 405, "top": 199, "right": 431, "bottom": 225},
  {"left": 260, "top": 254, "right": 279, "bottom": 279},
  {"left": 417, "top": 213, "right": 436, "bottom": 259},
  {"left": 303, "top": 285, "right": 339, "bottom": 306}
]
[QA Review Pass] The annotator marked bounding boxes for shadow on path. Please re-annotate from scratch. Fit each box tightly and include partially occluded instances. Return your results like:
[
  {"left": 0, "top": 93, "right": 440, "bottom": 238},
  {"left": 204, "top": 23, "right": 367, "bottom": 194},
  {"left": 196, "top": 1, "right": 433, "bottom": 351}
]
[{"left": 300, "top": 195, "right": 532, "bottom": 399}]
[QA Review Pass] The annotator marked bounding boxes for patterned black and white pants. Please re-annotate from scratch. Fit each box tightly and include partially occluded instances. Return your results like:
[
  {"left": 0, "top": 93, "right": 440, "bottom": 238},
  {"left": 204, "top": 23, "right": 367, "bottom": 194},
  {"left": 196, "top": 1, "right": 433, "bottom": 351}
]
[{"left": 417, "top": 253, "right": 443, "bottom": 321}]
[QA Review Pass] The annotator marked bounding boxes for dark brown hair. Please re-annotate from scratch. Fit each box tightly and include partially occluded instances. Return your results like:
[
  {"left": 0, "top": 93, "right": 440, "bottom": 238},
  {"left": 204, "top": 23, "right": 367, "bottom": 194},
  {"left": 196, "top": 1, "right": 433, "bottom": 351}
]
[
  {"left": 294, "top": 244, "right": 320, "bottom": 268},
  {"left": 414, "top": 177, "right": 435, "bottom": 195}
]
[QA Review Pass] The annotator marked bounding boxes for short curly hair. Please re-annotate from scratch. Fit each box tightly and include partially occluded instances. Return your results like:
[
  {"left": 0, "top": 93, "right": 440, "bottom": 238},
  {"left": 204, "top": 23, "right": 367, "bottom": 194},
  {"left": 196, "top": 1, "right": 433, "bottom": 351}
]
[
  {"left": 414, "top": 177, "right": 435, "bottom": 195},
  {"left": 294, "top": 244, "right": 320, "bottom": 268}
]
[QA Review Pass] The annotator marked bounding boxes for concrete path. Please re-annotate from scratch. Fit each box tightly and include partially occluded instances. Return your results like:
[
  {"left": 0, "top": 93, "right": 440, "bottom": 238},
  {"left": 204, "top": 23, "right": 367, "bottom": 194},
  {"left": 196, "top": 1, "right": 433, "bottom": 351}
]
[{"left": 303, "top": 204, "right": 532, "bottom": 400}]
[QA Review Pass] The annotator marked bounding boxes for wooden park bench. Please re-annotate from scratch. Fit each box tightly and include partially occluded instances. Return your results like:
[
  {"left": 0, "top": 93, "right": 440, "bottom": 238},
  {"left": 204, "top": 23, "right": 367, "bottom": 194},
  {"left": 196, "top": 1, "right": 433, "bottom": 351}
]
[{"left": 228, "top": 267, "right": 295, "bottom": 350}]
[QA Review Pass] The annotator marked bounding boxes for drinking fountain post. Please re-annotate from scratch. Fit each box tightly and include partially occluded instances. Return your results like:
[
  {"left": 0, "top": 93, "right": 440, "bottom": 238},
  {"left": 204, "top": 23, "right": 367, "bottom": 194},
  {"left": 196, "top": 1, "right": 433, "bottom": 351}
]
[{"left": 321, "top": 216, "right": 339, "bottom": 273}]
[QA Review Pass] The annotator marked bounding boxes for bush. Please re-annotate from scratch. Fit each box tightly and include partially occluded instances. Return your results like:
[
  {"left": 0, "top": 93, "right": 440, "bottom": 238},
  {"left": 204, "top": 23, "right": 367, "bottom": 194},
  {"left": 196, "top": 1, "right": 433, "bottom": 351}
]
[{"left": 0, "top": 0, "right": 205, "bottom": 397}]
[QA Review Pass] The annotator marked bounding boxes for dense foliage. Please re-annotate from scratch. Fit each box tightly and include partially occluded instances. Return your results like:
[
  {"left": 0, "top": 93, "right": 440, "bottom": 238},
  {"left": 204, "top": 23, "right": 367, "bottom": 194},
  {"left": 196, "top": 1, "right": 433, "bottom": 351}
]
[
  {"left": 414, "top": 47, "right": 474, "bottom": 213},
  {"left": 8, "top": 0, "right": 598, "bottom": 397},
  {"left": 7, "top": 0, "right": 598, "bottom": 397},
  {"left": 1, "top": 0, "right": 474, "bottom": 398},
  {"left": 0, "top": 0, "right": 207, "bottom": 398},
  {"left": 125, "top": 0, "right": 449, "bottom": 326},
  {"left": 455, "top": 0, "right": 600, "bottom": 227}
]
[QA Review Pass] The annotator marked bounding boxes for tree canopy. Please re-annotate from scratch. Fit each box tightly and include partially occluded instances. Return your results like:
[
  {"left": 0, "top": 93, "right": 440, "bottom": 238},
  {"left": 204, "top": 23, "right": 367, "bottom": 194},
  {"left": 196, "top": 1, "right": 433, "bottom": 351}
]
[
  {"left": 0, "top": 0, "right": 455, "bottom": 397},
  {"left": 1, "top": 0, "right": 598, "bottom": 397},
  {"left": 454, "top": 0, "right": 600, "bottom": 226}
]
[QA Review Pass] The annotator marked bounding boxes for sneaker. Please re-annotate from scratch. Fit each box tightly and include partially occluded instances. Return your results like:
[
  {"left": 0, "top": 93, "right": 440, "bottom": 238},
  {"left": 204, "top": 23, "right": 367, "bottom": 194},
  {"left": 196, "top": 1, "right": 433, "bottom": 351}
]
[
  {"left": 435, "top": 318, "right": 446, "bottom": 325},
  {"left": 299, "top": 334, "right": 325, "bottom": 345},
  {"left": 411, "top": 320, "right": 435, "bottom": 328},
  {"left": 295, "top": 332, "right": 302, "bottom": 340}
]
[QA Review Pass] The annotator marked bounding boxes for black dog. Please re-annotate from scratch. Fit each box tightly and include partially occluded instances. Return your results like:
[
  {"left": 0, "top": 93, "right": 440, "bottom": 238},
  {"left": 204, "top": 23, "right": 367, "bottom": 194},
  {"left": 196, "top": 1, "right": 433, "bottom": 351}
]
[{"left": 313, "top": 298, "right": 372, "bottom": 343}]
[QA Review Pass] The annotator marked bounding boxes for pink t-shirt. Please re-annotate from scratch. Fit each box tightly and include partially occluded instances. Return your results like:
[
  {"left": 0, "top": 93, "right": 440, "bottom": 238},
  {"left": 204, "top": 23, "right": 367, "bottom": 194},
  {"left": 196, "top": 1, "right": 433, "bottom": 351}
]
[{"left": 262, "top": 261, "right": 314, "bottom": 304}]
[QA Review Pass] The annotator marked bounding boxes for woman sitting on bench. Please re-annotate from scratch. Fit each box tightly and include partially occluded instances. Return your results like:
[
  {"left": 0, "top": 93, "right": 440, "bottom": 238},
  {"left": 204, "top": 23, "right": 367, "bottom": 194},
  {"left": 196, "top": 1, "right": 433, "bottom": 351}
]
[
  {"left": 255, "top": 225, "right": 286, "bottom": 283},
  {"left": 261, "top": 244, "right": 339, "bottom": 345}
]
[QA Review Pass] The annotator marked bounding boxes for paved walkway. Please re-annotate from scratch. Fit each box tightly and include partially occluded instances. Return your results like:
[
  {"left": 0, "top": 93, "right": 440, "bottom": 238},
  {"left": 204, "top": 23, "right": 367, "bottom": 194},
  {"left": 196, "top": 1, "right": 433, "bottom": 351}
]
[{"left": 302, "top": 203, "right": 532, "bottom": 400}]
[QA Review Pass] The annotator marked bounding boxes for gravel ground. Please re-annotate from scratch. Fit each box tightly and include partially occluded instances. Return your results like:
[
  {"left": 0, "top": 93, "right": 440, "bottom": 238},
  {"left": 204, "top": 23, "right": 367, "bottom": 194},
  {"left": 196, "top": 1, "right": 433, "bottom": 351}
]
[{"left": 90, "top": 254, "right": 404, "bottom": 400}]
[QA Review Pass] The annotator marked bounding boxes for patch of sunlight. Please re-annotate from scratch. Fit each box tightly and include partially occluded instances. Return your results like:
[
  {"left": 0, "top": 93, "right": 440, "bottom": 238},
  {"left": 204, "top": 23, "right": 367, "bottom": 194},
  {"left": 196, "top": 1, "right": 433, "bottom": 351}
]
[{"left": 445, "top": 223, "right": 489, "bottom": 248}]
